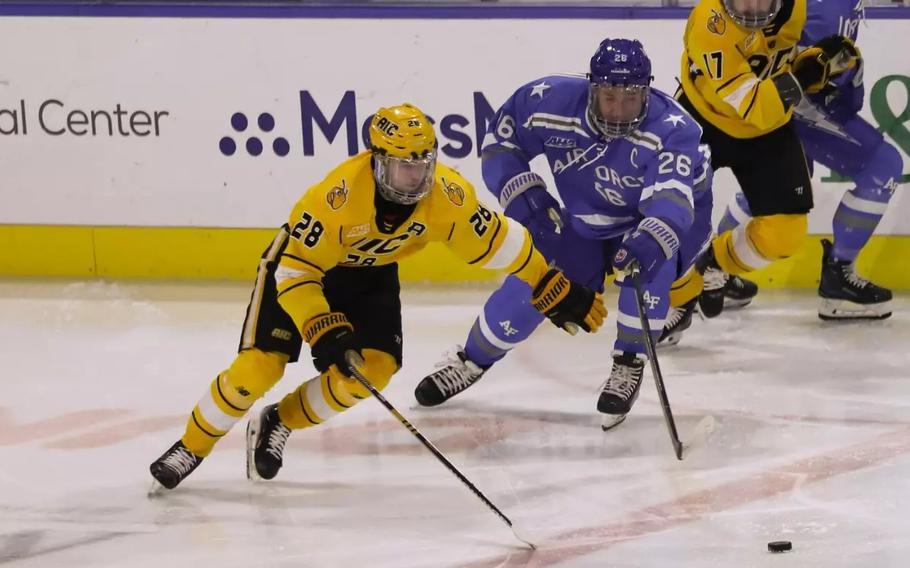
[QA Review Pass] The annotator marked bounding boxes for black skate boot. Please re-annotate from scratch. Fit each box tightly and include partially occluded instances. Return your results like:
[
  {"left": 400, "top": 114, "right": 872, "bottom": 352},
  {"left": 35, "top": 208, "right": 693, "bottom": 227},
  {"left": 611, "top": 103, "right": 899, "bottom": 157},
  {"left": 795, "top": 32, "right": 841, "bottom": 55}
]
[
  {"left": 658, "top": 299, "right": 697, "bottom": 348},
  {"left": 149, "top": 440, "right": 203, "bottom": 491},
  {"left": 597, "top": 352, "right": 645, "bottom": 431},
  {"left": 414, "top": 348, "right": 486, "bottom": 407},
  {"left": 696, "top": 247, "right": 728, "bottom": 318},
  {"left": 818, "top": 239, "right": 892, "bottom": 320},
  {"left": 724, "top": 275, "right": 759, "bottom": 309},
  {"left": 246, "top": 404, "right": 292, "bottom": 481}
]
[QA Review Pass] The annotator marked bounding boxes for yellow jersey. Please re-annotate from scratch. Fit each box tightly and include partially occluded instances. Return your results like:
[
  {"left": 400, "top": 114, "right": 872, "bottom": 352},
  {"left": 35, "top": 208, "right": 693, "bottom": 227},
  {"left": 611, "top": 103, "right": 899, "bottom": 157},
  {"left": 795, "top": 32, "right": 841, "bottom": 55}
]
[
  {"left": 680, "top": 0, "right": 806, "bottom": 138},
  {"left": 273, "top": 151, "right": 549, "bottom": 330}
]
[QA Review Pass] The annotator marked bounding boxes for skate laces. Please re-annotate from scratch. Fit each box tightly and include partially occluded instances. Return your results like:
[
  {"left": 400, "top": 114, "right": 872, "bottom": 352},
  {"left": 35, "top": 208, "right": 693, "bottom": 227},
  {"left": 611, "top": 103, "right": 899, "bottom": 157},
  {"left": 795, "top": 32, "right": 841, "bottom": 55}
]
[
  {"left": 665, "top": 305, "right": 688, "bottom": 329},
  {"left": 702, "top": 266, "right": 728, "bottom": 292},
  {"left": 602, "top": 360, "right": 642, "bottom": 401},
  {"left": 431, "top": 351, "right": 481, "bottom": 396},
  {"left": 265, "top": 419, "right": 292, "bottom": 460},
  {"left": 842, "top": 264, "right": 871, "bottom": 289},
  {"left": 162, "top": 446, "right": 198, "bottom": 476}
]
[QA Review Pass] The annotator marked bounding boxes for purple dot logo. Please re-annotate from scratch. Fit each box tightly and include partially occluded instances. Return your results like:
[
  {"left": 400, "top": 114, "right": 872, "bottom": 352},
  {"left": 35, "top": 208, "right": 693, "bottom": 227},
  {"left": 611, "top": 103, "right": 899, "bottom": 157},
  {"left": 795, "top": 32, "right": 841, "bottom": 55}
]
[
  {"left": 220, "top": 110, "right": 289, "bottom": 157},
  {"left": 231, "top": 112, "right": 248, "bottom": 132},
  {"left": 246, "top": 137, "right": 263, "bottom": 156},
  {"left": 273, "top": 138, "right": 290, "bottom": 156},
  {"left": 258, "top": 113, "right": 275, "bottom": 132},
  {"left": 219, "top": 136, "right": 237, "bottom": 156}
]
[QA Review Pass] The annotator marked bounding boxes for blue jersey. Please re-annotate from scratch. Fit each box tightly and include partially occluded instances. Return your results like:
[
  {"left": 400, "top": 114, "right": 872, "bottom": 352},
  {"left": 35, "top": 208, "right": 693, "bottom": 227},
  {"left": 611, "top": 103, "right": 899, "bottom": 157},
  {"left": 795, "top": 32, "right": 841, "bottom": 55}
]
[
  {"left": 481, "top": 75, "right": 710, "bottom": 242},
  {"left": 802, "top": 0, "right": 862, "bottom": 45},
  {"left": 802, "top": 0, "right": 865, "bottom": 113}
]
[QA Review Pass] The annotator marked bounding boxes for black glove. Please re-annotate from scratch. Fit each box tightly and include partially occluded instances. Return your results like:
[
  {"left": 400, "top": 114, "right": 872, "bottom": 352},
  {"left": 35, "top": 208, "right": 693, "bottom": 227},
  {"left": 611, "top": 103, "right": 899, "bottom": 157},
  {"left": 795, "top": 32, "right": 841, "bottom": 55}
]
[
  {"left": 303, "top": 312, "right": 359, "bottom": 375},
  {"left": 812, "top": 35, "right": 854, "bottom": 59},
  {"left": 791, "top": 47, "right": 831, "bottom": 93},
  {"left": 530, "top": 268, "right": 606, "bottom": 333},
  {"left": 814, "top": 35, "right": 861, "bottom": 77}
]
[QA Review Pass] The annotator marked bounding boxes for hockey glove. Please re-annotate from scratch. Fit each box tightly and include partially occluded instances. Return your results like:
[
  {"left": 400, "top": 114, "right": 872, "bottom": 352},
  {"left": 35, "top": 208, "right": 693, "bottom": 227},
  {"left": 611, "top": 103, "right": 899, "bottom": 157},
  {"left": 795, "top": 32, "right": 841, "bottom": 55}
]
[
  {"left": 613, "top": 217, "right": 678, "bottom": 284},
  {"left": 531, "top": 269, "right": 606, "bottom": 333},
  {"left": 791, "top": 47, "right": 831, "bottom": 94},
  {"left": 303, "top": 312, "right": 359, "bottom": 376},
  {"left": 504, "top": 185, "right": 563, "bottom": 262},
  {"left": 813, "top": 35, "right": 861, "bottom": 78}
]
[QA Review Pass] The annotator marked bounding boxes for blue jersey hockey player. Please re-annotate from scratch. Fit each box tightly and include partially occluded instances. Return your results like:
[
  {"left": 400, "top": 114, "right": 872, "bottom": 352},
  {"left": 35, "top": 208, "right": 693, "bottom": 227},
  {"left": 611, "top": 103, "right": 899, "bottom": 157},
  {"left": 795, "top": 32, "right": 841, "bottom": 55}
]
[
  {"left": 718, "top": 0, "right": 903, "bottom": 319},
  {"left": 412, "top": 38, "right": 714, "bottom": 429}
]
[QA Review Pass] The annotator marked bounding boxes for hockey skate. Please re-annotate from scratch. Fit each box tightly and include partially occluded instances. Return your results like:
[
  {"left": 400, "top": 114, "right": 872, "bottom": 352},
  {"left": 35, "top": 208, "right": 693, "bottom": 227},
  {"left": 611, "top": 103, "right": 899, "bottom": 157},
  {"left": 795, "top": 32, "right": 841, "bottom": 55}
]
[
  {"left": 414, "top": 348, "right": 486, "bottom": 407},
  {"left": 246, "top": 404, "right": 292, "bottom": 481},
  {"left": 695, "top": 247, "right": 728, "bottom": 318},
  {"left": 149, "top": 440, "right": 203, "bottom": 492},
  {"left": 598, "top": 352, "right": 645, "bottom": 431},
  {"left": 818, "top": 239, "right": 892, "bottom": 320},
  {"left": 724, "top": 275, "right": 759, "bottom": 309},
  {"left": 658, "top": 299, "right": 697, "bottom": 347}
]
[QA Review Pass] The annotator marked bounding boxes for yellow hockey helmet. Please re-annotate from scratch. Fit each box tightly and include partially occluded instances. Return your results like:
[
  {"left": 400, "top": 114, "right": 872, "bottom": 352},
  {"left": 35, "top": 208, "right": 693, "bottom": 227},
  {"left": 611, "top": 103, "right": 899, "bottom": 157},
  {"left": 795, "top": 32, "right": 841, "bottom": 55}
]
[{"left": 369, "top": 104, "right": 438, "bottom": 205}]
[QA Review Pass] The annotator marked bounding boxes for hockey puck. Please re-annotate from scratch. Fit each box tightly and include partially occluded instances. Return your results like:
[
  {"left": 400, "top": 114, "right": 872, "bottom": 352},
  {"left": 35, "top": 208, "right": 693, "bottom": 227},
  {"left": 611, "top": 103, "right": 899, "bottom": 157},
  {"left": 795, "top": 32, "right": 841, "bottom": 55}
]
[{"left": 767, "top": 541, "right": 792, "bottom": 553}]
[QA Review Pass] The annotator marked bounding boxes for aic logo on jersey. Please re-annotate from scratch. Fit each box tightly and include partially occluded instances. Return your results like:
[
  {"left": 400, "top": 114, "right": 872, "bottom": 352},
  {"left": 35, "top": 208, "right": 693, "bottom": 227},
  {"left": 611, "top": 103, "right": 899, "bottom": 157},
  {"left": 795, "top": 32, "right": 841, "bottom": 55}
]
[
  {"left": 219, "top": 91, "right": 499, "bottom": 160},
  {"left": 327, "top": 180, "right": 349, "bottom": 210},
  {"left": 707, "top": 9, "right": 726, "bottom": 35},
  {"left": 441, "top": 177, "right": 465, "bottom": 206}
]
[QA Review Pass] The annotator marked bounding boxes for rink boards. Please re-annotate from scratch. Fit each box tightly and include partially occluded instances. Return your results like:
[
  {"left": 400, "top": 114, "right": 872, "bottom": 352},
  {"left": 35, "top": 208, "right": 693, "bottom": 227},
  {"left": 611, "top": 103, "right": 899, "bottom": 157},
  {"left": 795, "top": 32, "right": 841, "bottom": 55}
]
[{"left": 0, "top": 7, "right": 908, "bottom": 286}]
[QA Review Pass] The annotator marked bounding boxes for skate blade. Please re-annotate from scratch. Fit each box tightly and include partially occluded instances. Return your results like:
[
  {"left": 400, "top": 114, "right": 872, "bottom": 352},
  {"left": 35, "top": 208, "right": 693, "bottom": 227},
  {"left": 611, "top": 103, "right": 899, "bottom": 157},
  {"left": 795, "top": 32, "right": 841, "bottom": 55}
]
[
  {"left": 246, "top": 414, "right": 263, "bottom": 482},
  {"left": 723, "top": 297, "right": 752, "bottom": 309},
  {"left": 818, "top": 298, "right": 892, "bottom": 321},
  {"left": 601, "top": 413, "right": 628, "bottom": 432},
  {"left": 657, "top": 332, "right": 683, "bottom": 349}
]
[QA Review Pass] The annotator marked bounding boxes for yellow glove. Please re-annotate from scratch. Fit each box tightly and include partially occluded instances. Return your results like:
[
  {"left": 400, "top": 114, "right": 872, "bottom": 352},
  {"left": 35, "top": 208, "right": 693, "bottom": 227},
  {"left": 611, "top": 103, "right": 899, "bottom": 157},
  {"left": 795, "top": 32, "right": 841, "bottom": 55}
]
[{"left": 531, "top": 268, "right": 606, "bottom": 334}]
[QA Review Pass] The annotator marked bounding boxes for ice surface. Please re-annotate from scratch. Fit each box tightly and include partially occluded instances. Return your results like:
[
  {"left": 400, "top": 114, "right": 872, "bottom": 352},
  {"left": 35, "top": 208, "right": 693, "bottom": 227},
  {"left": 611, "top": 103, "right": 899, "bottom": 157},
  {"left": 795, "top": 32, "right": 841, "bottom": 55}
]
[{"left": 1, "top": 280, "right": 908, "bottom": 567}]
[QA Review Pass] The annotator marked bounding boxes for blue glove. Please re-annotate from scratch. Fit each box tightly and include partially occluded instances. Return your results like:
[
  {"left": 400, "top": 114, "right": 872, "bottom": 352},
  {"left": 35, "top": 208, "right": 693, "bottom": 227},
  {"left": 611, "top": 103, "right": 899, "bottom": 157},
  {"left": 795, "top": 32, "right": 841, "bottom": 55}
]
[
  {"left": 613, "top": 217, "right": 679, "bottom": 284},
  {"left": 504, "top": 185, "right": 563, "bottom": 262}
]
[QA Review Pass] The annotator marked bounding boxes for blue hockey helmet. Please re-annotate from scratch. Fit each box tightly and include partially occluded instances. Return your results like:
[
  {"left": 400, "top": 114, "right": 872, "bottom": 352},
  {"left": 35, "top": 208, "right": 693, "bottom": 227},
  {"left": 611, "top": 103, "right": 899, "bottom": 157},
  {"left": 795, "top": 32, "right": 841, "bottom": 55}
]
[{"left": 587, "top": 38, "right": 654, "bottom": 139}]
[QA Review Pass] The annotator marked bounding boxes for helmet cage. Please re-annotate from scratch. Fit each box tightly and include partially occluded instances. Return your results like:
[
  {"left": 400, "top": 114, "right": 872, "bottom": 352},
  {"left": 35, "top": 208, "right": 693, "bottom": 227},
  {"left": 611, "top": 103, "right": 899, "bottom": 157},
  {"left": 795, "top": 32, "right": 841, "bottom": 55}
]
[
  {"left": 373, "top": 150, "right": 437, "bottom": 205},
  {"left": 587, "top": 82, "right": 650, "bottom": 139},
  {"left": 722, "top": 0, "right": 781, "bottom": 28}
]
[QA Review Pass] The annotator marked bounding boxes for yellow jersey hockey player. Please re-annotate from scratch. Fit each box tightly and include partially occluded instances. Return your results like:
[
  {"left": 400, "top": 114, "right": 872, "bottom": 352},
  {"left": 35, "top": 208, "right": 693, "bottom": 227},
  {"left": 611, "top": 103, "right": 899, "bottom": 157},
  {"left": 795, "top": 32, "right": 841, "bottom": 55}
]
[
  {"left": 677, "top": 0, "right": 857, "bottom": 316},
  {"left": 149, "top": 103, "right": 606, "bottom": 490}
]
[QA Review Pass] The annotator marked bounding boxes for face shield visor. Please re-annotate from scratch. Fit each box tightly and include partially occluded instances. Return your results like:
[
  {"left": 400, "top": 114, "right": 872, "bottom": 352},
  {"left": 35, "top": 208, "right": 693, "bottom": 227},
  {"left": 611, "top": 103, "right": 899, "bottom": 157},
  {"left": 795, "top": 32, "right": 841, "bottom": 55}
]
[
  {"left": 722, "top": 0, "right": 781, "bottom": 28},
  {"left": 587, "top": 83, "right": 650, "bottom": 140},
  {"left": 373, "top": 150, "right": 437, "bottom": 205}
]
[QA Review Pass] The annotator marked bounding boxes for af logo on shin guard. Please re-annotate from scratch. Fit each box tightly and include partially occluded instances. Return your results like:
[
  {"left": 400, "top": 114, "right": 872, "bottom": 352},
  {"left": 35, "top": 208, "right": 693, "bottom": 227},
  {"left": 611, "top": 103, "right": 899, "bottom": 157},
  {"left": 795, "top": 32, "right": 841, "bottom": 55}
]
[{"left": 642, "top": 291, "right": 661, "bottom": 310}]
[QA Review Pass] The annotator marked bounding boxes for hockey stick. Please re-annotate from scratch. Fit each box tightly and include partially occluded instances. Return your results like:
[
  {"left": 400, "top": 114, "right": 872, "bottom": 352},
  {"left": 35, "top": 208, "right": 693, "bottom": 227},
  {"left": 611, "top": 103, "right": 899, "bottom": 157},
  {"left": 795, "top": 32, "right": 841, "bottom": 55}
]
[
  {"left": 628, "top": 268, "right": 716, "bottom": 459},
  {"left": 630, "top": 268, "right": 685, "bottom": 460},
  {"left": 344, "top": 351, "right": 536, "bottom": 550}
]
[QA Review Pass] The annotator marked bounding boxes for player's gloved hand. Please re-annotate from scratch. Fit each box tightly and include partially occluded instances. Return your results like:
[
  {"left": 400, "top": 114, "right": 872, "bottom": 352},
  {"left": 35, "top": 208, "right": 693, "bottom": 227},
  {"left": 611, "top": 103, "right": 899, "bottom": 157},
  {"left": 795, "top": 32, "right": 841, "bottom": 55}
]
[
  {"left": 791, "top": 47, "right": 831, "bottom": 94},
  {"left": 531, "top": 268, "right": 606, "bottom": 333},
  {"left": 505, "top": 185, "right": 563, "bottom": 262},
  {"left": 613, "top": 217, "right": 678, "bottom": 283},
  {"left": 830, "top": 40, "right": 861, "bottom": 78},
  {"left": 812, "top": 35, "right": 861, "bottom": 77},
  {"left": 303, "top": 312, "right": 360, "bottom": 376}
]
